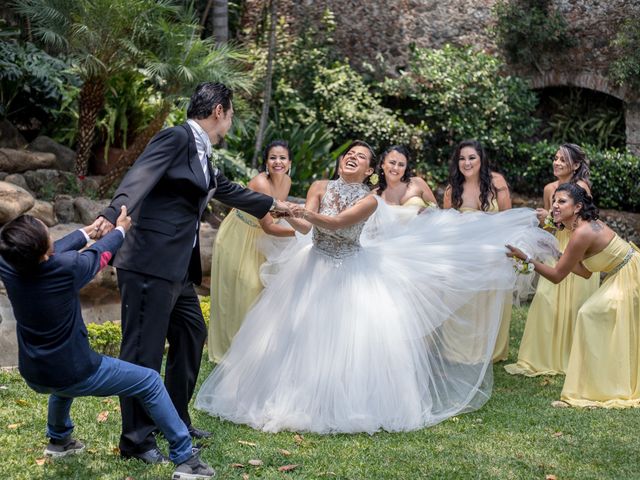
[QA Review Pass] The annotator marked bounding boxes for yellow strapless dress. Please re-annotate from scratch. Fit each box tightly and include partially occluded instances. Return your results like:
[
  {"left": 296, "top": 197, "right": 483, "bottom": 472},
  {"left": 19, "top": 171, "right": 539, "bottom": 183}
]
[
  {"left": 208, "top": 209, "right": 266, "bottom": 363},
  {"left": 505, "top": 229, "right": 599, "bottom": 376},
  {"left": 458, "top": 199, "right": 511, "bottom": 362},
  {"left": 561, "top": 235, "right": 640, "bottom": 407}
]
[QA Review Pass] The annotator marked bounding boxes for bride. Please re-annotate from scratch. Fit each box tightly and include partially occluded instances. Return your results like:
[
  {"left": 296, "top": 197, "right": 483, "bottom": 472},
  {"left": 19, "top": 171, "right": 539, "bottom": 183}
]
[{"left": 195, "top": 140, "right": 556, "bottom": 434}]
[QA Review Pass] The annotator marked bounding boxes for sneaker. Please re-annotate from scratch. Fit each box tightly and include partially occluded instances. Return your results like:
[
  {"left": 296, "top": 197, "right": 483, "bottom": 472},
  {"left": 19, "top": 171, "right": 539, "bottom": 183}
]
[
  {"left": 44, "top": 437, "right": 85, "bottom": 458},
  {"left": 172, "top": 452, "right": 216, "bottom": 479}
]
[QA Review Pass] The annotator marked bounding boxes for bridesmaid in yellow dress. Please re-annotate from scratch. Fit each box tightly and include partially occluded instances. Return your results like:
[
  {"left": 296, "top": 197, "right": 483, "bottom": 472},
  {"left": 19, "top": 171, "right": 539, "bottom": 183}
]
[
  {"left": 507, "top": 183, "right": 640, "bottom": 408},
  {"left": 443, "top": 140, "right": 512, "bottom": 362},
  {"left": 374, "top": 145, "right": 438, "bottom": 213},
  {"left": 208, "top": 140, "right": 296, "bottom": 362},
  {"left": 505, "top": 144, "right": 599, "bottom": 376}
]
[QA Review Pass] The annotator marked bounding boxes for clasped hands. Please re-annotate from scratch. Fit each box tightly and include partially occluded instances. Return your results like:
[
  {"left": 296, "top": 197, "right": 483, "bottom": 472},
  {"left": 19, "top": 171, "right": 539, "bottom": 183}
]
[{"left": 272, "top": 201, "right": 310, "bottom": 220}]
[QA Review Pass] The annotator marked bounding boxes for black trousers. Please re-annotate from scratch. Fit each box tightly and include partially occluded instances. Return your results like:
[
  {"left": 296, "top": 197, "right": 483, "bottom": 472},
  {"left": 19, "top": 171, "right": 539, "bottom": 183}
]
[{"left": 117, "top": 269, "right": 207, "bottom": 454}]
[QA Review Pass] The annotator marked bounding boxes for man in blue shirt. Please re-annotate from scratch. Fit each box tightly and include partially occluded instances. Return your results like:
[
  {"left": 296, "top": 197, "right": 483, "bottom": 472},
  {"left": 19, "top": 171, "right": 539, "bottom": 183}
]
[{"left": 0, "top": 207, "right": 214, "bottom": 479}]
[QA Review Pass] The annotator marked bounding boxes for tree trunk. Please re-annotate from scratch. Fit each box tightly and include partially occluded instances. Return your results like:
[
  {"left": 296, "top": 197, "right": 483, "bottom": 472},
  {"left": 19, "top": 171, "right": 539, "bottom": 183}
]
[
  {"left": 75, "top": 76, "right": 106, "bottom": 177},
  {"left": 251, "top": 0, "right": 277, "bottom": 168},
  {"left": 211, "top": 0, "right": 229, "bottom": 45},
  {"left": 97, "top": 105, "right": 171, "bottom": 197}
]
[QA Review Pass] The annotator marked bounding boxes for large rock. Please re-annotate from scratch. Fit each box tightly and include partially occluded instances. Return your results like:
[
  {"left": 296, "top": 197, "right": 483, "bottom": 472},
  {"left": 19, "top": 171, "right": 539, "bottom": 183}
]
[
  {"left": 0, "top": 148, "right": 56, "bottom": 173},
  {"left": 3, "top": 173, "right": 30, "bottom": 192},
  {"left": 0, "top": 120, "right": 27, "bottom": 149},
  {"left": 54, "top": 194, "right": 75, "bottom": 223},
  {"left": 27, "top": 200, "right": 57, "bottom": 227},
  {"left": 23, "top": 169, "right": 60, "bottom": 197},
  {"left": 0, "top": 288, "right": 19, "bottom": 368},
  {"left": 28, "top": 136, "right": 76, "bottom": 172},
  {"left": 0, "top": 181, "right": 35, "bottom": 224},
  {"left": 73, "top": 197, "right": 110, "bottom": 225}
]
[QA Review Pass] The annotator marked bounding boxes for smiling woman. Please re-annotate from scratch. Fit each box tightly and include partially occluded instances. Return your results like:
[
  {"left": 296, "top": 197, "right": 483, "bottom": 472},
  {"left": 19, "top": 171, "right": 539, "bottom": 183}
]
[
  {"left": 443, "top": 139, "right": 513, "bottom": 362},
  {"left": 208, "top": 140, "right": 296, "bottom": 363},
  {"left": 375, "top": 145, "right": 438, "bottom": 213}
]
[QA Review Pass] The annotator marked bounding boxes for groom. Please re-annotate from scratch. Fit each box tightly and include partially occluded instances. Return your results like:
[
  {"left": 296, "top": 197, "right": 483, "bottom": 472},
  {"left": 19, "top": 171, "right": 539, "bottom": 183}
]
[{"left": 95, "top": 82, "right": 290, "bottom": 463}]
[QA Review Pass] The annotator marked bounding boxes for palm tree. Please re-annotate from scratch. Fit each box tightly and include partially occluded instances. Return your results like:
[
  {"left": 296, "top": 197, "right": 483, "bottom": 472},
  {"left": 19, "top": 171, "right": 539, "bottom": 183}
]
[
  {"left": 97, "top": 5, "right": 250, "bottom": 196},
  {"left": 12, "top": 0, "right": 176, "bottom": 176}
]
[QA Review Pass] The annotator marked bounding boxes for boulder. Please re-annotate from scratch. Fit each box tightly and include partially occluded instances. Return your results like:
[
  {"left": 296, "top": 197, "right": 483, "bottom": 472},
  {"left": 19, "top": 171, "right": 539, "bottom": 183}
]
[
  {"left": 0, "top": 181, "right": 35, "bottom": 224},
  {"left": 0, "top": 148, "right": 56, "bottom": 173},
  {"left": 27, "top": 200, "right": 57, "bottom": 227},
  {"left": 3, "top": 173, "right": 30, "bottom": 192},
  {"left": 79, "top": 176, "right": 102, "bottom": 196},
  {"left": 0, "top": 288, "right": 18, "bottom": 368},
  {"left": 54, "top": 194, "right": 75, "bottom": 223},
  {"left": 199, "top": 222, "right": 216, "bottom": 278},
  {"left": 28, "top": 136, "right": 76, "bottom": 172},
  {"left": 23, "top": 169, "right": 61, "bottom": 197},
  {"left": 73, "top": 196, "right": 109, "bottom": 225},
  {"left": 0, "top": 120, "right": 27, "bottom": 149}
]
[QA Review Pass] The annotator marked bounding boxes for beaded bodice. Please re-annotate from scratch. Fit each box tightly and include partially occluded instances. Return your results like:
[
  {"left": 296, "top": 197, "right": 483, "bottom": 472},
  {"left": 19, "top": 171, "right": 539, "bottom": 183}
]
[{"left": 312, "top": 178, "right": 370, "bottom": 259}]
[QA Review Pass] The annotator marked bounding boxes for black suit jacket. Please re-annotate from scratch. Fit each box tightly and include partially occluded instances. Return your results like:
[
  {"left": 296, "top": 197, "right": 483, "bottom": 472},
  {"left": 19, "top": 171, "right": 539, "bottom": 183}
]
[
  {"left": 0, "top": 229, "right": 124, "bottom": 388},
  {"left": 101, "top": 124, "right": 272, "bottom": 284}
]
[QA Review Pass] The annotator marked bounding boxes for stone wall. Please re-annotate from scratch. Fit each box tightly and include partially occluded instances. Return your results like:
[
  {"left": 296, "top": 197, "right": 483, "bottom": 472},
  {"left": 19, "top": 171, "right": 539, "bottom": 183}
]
[{"left": 241, "top": 0, "right": 640, "bottom": 153}]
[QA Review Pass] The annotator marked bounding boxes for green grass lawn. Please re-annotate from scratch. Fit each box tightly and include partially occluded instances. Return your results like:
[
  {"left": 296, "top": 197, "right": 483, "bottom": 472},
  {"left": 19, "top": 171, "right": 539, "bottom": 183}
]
[{"left": 1, "top": 305, "right": 639, "bottom": 479}]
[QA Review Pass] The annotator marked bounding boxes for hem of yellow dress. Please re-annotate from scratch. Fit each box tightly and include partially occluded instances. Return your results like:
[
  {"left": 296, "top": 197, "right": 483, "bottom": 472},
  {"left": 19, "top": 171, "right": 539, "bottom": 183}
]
[
  {"left": 504, "top": 362, "right": 564, "bottom": 377},
  {"left": 560, "top": 396, "right": 640, "bottom": 409}
]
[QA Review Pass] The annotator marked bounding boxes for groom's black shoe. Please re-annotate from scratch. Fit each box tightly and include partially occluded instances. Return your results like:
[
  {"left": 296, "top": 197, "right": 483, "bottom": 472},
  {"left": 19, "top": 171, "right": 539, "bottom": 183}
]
[
  {"left": 188, "top": 425, "right": 212, "bottom": 439},
  {"left": 121, "top": 447, "right": 169, "bottom": 464}
]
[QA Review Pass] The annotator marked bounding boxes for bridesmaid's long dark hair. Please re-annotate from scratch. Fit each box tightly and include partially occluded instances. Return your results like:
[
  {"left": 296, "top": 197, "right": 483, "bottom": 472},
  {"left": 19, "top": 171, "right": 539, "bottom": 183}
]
[
  {"left": 558, "top": 143, "right": 591, "bottom": 187},
  {"left": 448, "top": 140, "right": 497, "bottom": 211}
]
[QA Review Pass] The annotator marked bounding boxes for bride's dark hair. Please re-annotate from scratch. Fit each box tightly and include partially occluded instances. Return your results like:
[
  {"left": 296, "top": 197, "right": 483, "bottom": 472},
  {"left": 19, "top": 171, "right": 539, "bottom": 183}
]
[
  {"left": 447, "top": 140, "right": 497, "bottom": 211},
  {"left": 376, "top": 145, "right": 413, "bottom": 195},
  {"left": 554, "top": 182, "right": 599, "bottom": 230},
  {"left": 331, "top": 140, "right": 377, "bottom": 187}
]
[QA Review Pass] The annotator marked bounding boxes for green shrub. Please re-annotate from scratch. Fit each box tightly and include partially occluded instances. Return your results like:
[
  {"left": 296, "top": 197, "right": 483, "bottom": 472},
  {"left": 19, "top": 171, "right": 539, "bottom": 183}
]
[
  {"left": 610, "top": 18, "right": 640, "bottom": 90},
  {"left": 87, "top": 321, "right": 122, "bottom": 357},
  {"left": 200, "top": 296, "right": 211, "bottom": 330},
  {"left": 503, "top": 141, "right": 640, "bottom": 211},
  {"left": 382, "top": 45, "right": 539, "bottom": 171},
  {"left": 586, "top": 147, "right": 640, "bottom": 211},
  {"left": 491, "top": 0, "right": 574, "bottom": 71}
]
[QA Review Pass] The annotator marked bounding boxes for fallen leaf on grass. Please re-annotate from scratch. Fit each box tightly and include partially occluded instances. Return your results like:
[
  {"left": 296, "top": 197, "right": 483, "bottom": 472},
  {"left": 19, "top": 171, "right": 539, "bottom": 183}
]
[
  {"left": 242, "top": 474, "right": 249, "bottom": 480},
  {"left": 540, "top": 378, "right": 551, "bottom": 386},
  {"left": 96, "top": 411, "right": 110, "bottom": 423},
  {"left": 293, "top": 434, "right": 304, "bottom": 444},
  {"left": 248, "top": 459, "right": 263, "bottom": 466},
  {"left": 0, "top": 385, "right": 8, "bottom": 390},
  {"left": 7, "top": 423, "right": 22, "bottom": 430},
  {"left": 279, "top": 449, "right": 292, "bottom": 456},
  {"left": 15, "top": 399, "right": 28, "bottom": 407},
  {"left": 87, "top": 448, "right": 98, "bottom": 454},
  {"left": 552, "top": 431, "right": 563, "bottom": 438},
  {"left": 238, "top": 440, "right": 257, "bottom": 447},
  {"left": 278, "top": 464, "right": 299, "bottom": 472},
  {"left": 125, "top": 477, "right": 135, "bottom": 480},
  {"left": 112, "top": 447, "right": 120, "bottom": 455},
  {"left": 102, "top": 398, "right": 114, "bottom": 405},
  {"left": 545, "top": 475, "right": 557, "bottom": 480},
  {"left": 35, "top": 458, "right": 47, "bottom": 466},
  {"left": 230, "top": 463, "right": 245, "bottom": 468}
]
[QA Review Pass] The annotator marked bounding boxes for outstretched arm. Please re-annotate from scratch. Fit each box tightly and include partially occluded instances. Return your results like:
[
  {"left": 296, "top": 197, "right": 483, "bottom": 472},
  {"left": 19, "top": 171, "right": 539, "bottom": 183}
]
[{"left": 507, "top": 229, "right": 592, "bottom": 283}]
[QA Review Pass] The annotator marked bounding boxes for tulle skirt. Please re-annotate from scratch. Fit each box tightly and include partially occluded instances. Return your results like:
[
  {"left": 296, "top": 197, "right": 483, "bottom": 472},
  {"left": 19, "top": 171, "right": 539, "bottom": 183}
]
[{"left": 195, "top": 205, "right": 557, "bottom": 433}]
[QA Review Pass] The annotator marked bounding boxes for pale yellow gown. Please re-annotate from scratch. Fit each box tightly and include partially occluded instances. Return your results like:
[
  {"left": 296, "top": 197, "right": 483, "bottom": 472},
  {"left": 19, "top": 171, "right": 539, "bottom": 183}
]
[
  {"left": 561, "top": 235, "right": 640, "bottom": 408},
  {"left": 459, "top": 199, "right": 512, "bottom": 362},
  {"left": 505, "top": 229, "right": 599, "bottom": 376},
  {"left": 208, "top": 209, "right": 266, "bottom": 363}
]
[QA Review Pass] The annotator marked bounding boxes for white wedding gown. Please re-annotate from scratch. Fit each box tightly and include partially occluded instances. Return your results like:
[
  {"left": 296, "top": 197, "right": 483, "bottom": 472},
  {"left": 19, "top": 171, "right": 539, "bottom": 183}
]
[{"left": 195, "top": 178, "right": 557, "bottom": 434}]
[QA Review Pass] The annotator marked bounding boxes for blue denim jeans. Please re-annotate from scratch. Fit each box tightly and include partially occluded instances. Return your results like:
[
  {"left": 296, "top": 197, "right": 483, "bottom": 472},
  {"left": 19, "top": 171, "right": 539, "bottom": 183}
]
[{"left": 26, "top": 355, "right": 192, "bottom": 464}]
